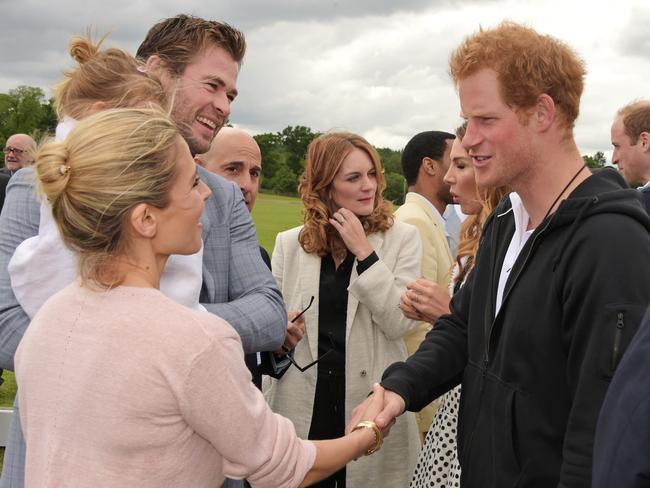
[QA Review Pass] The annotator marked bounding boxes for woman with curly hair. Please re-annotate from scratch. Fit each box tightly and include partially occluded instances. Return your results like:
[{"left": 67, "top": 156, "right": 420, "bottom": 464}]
[
  {"left": 264, "top": 131, "right": 422, "bottom": 488},
  {"left": 406, "top": 123, "right": 509, "bottom": 487}
]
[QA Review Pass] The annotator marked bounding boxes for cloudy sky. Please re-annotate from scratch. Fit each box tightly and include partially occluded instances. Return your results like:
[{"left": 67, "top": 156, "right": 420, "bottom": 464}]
[{"left": 1, "top": 0, "right": 648, "bottom": 160}]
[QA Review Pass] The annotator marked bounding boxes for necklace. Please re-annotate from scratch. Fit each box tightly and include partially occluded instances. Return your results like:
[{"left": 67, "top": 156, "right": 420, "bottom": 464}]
[{"left": 540, "top": 164, "right": 587, "bottom": 224}]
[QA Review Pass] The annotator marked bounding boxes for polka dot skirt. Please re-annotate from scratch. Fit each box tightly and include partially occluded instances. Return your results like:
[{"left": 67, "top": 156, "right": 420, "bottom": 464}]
[{"left": 410, "top": 385, "right": 461, "bottom": 488}]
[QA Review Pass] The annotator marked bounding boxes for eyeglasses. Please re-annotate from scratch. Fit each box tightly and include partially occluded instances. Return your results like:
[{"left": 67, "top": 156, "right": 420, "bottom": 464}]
[
  {"left": 283, "top": 296, "right": 335, "bottom": 372},
  {"left": 290, "top": 295, "right": 314, "bottom": 325},
  {"left": 3, "top": 147, "right": 26, "bottom": 155}
]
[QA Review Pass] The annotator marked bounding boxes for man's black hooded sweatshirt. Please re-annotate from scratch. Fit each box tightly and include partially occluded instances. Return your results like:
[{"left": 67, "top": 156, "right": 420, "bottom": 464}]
[{"left": 382, "top": 168, "right": 650, "bottom": 488}]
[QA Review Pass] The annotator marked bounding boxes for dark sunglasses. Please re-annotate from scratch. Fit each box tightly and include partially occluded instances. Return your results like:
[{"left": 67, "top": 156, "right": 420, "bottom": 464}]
[{"left": 283, "top": 296, "right": 335, "bottom": 372}]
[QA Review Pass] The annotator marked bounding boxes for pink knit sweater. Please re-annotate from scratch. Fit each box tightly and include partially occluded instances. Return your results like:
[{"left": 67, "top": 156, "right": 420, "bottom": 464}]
[{"left": 15, "top": 283, "right": 315, "bottom": 487}]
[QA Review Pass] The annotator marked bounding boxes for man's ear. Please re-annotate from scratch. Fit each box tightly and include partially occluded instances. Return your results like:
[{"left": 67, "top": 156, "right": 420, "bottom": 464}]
[
  {"left": 145, "top": 55, "right": 175, "bottom": 86},
  {"left": 531, "top": 94, "right": 556, "bottom": 131},
  {"left": 639, "top": 132, "right": 650, "bottom": 152},
  {"left": 421, "top": 157, "right": 437, "bottom": 176},
  {"left": 129, "top": 203, "right": 157, "bottom": 239},
  {"left": 145, "top": 55, "right": 164, "bottom": 74}
]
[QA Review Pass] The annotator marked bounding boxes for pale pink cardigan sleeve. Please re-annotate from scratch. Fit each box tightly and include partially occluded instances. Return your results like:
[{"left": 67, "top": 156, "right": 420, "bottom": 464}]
[{"left": 179, "top": 327, "right": 316, "bottom": 488}]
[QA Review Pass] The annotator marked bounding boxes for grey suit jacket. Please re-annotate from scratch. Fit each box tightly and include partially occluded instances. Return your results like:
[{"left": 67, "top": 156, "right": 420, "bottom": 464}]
[{"left": 0, "top": 165, "right": 286, "bottom": 487}]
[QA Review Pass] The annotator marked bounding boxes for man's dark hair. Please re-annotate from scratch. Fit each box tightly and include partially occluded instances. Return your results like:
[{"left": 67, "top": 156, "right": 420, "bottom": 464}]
[
  {"left": 136, "top": 14, "right": 246, "bottom": 76},
  {"left": 401, "top": 131, "right": 455, "bottom": 186}
]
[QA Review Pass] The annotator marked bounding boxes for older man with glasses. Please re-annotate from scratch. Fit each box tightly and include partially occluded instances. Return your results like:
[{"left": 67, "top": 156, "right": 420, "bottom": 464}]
[{"left": 3, "top": 134, "right": 36, "bottom": 176}]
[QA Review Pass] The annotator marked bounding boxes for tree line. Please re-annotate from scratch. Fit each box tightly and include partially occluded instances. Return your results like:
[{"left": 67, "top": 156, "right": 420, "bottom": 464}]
[
  {"left": 253, "top": 125, "right": 406, "bottom": 203},
  {"left": 1, "top": 85, "right": 608, "bottom": 205}
]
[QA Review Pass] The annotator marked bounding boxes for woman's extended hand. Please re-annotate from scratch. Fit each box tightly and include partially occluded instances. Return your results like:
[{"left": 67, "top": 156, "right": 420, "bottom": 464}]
[
  {"left": 400, "top": 278, "right": 451, "bottom": 323},
  {"left": 347, "top": 383, "right": 401, "bottom": 438},
  {"left": 329, "top": 207, "right": 373, "bottom": 260}
]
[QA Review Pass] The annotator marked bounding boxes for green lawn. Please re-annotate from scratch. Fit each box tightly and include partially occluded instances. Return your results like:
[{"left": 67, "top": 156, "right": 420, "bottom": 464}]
[
  {"left": 251, "top": 192, "right": 304, "bottom": 253},
  {"left": 0, "top": 372, "right": 16, "bottom": 408}
]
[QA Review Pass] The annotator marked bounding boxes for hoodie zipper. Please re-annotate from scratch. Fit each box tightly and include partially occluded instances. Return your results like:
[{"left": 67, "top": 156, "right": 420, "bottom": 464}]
[
  {"left": 484, "top": 217, "right": 553, "bottom": 367},
  {"left": 611, "top": 312, "right": 625, "bottom": 371},
  {"left": 462, "top": 216, "right": 552, "bottom": 469}
]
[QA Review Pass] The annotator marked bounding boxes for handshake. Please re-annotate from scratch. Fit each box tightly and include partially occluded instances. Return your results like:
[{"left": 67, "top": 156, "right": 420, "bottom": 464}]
[{"left": 345, "top": 384, "right": 407, "bottom": 446}]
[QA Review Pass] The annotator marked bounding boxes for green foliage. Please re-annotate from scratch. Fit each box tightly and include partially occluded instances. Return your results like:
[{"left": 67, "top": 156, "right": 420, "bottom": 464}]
[
  {"left": 583, "top": 151, "right": 607, "bottom": 169},
  {"left": 255, "top": 132, "right": 290, "bottom": 188},
  {"left": 267, "top": 162, "right": 299, "bottom": 195},
  {"left": 0, "top": 86, "right": 57, "bottom": 150},
  {"left": 384, "top": 171, "right": 406, "bottom": 205},
  {"left": 254, "top": 126, "right": 320, "bottom": 196},
  {"left": 255, "top": 127, "right": 405, "bottom": 199},
  {"left": 376, "top": 147, "right": 403, "bottom": 175},
  {"left": 278, "top": 125, "right": 320, "bottom": 175}
]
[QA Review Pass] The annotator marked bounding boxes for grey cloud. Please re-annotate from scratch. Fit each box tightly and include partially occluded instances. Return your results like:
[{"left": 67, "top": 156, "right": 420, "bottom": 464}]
[
  {"left": 180, "top": 0, "right": 486, "bottom": 30},
  {"left": 0, "top": 0, "right": 646, "bottom": 153},
  {"left": 232, "top": 11, "right": 464, "bottom": 147},
  {"left": 616, "top": 7, "right": 650, "bottom": 60}
]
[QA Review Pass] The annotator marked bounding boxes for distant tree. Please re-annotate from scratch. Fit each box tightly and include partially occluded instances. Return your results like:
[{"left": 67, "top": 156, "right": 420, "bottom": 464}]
[
  {"left": 254, "top": 125, "right": 406, "bottom": 200},
  {"left": 38, "top": 98, "right": 58, "bottom": 136},
  {"left": 376, "top": 147, "right": 403, "bottom": 175},
  {"left": 278, "top": 126, "right": 320, "bottom": 175},
  {"left": 583, "top": 151, "right": 607, "bottom": 169},
  {"left": 268, "top": 163, "right": 299, "bottom": 195},
  {"left": 260, "top": 147, "right": 290, "bottom": 190},
  {"left": 255, "top": 132, "right": 287, "bottom": 186},
  {"left": 383, "top": 172, "right": 406, "bottom": 205},
  {"left": 0, "top": 86, "right": 57, "bottom": 147}
]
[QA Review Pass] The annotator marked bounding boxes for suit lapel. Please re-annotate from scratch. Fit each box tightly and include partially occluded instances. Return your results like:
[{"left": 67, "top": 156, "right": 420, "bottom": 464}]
[
  {"left": 407, "top": 193, "right": 452, "bottom": 263},
  {"left": 299, "top": 249, "right": 322, "bottom": 362},
  {"left": 345, "top": 232, "right": 384, "bottom": 345}
]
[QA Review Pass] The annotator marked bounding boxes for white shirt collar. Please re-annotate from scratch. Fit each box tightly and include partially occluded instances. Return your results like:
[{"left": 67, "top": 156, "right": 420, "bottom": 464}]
[
  {"left": 508, "top": 192, "right": 534, "bottom": 237},
  {"left": 638, "top": 180, "right": 650, "bottom": 190},
  {"left": 55, "top": 116, "right": 78, "bottom": 142}
]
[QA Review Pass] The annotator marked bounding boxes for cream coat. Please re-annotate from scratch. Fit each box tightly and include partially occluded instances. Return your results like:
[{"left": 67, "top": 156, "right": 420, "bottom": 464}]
[
  {"left": 394, "top": 193, "right": 454, "bottom": 433},
  {"left": 264, "top": 221, "right": 421, "bottom": 488}
]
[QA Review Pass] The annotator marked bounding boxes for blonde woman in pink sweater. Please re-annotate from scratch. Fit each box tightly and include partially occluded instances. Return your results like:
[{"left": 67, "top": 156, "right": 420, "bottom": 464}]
[{"left": 15, "top": 107, "right": 387, "bottom": 488}]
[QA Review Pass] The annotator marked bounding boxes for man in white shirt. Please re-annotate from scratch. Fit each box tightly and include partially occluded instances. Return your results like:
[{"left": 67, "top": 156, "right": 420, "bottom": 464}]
[{"left": 611, "top": 100, "right": 650, "bottom": 214}]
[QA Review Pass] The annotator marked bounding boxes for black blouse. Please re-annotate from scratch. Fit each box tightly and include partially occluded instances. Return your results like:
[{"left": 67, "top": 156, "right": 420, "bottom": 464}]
[{"left": 316, "top": 251, "right": 379, "bottom": 377}]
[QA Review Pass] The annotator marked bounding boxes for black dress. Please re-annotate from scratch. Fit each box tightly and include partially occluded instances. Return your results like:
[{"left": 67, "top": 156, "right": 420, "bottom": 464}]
[{"left": 308, "top": 251, "right": 378, "bottom": 488}]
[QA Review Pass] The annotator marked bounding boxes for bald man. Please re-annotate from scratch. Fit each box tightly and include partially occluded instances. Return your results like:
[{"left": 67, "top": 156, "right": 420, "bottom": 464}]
[
  {"left": 3, "top": 134, "right": 36, "bottom": 175},
  {"left": 196, "top": 128, "right": 304, "bottom": 391},
  {"left": 195, "top": 127, "right": 262, "bottom": 212}
]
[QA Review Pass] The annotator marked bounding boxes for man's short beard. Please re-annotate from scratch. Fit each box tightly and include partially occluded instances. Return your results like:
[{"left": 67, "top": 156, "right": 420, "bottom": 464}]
[
  {"left": 178, "top": 124, "right": 215, "bottom": 157},
  {"left": 438, "top": 188, "right": 454, "bottom": 206}
]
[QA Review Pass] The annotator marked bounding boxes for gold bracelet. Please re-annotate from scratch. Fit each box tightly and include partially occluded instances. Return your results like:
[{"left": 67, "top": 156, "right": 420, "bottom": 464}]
[{"left": 352, "top": 420, "right": 383, "bottom": 455}]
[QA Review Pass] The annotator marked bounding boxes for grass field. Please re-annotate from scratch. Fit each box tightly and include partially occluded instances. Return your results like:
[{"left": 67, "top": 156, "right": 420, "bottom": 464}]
[
  {"left": 251, "top": 192, "right": 304, "bottom": 253},
  {"left": 0, "top": 372, "right": 16, "bottom": 409}
]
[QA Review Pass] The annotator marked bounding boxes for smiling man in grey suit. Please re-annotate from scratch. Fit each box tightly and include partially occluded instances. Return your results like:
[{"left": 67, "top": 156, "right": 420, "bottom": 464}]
[{"left": 0, "top": 15, "right": 286, "bottom": 488}]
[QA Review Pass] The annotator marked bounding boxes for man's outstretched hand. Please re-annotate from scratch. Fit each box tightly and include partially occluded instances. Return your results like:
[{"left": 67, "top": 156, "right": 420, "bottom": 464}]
[{"left": 346, "top": 384, "right": 406, "bottom": 435}]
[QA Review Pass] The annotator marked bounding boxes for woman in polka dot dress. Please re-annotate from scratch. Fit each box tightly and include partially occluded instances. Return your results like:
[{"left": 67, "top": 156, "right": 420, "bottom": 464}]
[{"left": 406, "top": 123, "right": 509, "bottom": 487}]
